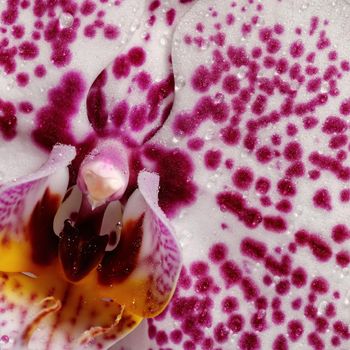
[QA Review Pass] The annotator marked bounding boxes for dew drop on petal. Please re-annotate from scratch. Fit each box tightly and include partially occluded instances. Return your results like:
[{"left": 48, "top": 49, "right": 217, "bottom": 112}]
[{"left": 59, "top": 12, "right": 74, "bottom": 29}]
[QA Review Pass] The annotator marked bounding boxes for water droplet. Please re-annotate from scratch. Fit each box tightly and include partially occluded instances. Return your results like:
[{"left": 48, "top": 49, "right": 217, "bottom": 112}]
[
  {"left": 300, "top": 2, "right": 310, "bottom": 11},
  {"left": 290, "top": 80, "right": 301, "bottom": 91},
  {"left": 273, "top": 275, "right": 281, "bottom": 283},
  {"left": 317, "top": 300, "right": 328, "bottom": 315},
  {"left": 175, "top": 75, "right": 186, "bottom": 91},
  {"left": 160, "top": 35, "right": 169, "bottom": 46},
  {"left": 257, "top": 309, "right": 266, "bottom": 319},
  {"left": 213, "top": 92, "right": 224, "bottom": 104},
  {"left": 237, "top": 67, "right": 247, "bottom": 79},
  {"left": 204, "top": 128, "right": 215, "bottom": 141},
  {"left": 172, "top": 136, "right": 180, "bottom": 144},
  {"left": 178, "top": 229, "right": 193, "bottom": 248},
  {"left": 130, "top": 20, "right": 140, "bottom": 33},
  {"left": 294, "top": 205, "right": 304, "bottom": 217},
  {"left": 22, "top": 272, "right": 38, "bottom": 278},
  {"left": 256, "top": 16, "right": 265, "bottom": 27},
  {"left": 6, "top": 79, "right": 14, "bottom": 91},
  {"left": 320, "top": 81, "right": 329, "bottom": 93},
  {"left": 173, "top": 38, "right": 180, "bottom": 47},
  {"left": 344, "top": 290, "right": 350, "bottom": 306},
  {"left": 201, "top": 40, "right": 210, "bottom": 51},
  {"left": 59, "top": 12, "right": 74, "bottom": 28}
]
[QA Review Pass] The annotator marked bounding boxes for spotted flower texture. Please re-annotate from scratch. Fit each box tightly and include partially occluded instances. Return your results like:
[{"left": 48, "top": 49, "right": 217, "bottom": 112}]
[{"left": 0, "top": 0, "right": 350, "bottom": 349}]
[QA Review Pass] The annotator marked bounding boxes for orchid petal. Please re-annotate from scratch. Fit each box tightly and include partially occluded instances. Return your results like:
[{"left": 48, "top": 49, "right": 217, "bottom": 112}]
[
  {"left": 96, "top": 171, "right": 182, "bottom": 318},
  {"left": 0, "top": 270, "right": 141, "bottom": 350},
  {"left": 116, "top": 0, "right": 350, "bottom": 349},
  {"left": 0, "top": 144, "right": 75, "bottom": 273},
  {"left": 0, "top": 0, "right": 146, "bottom": 158},
  {"left": 87, "top": 0, "right": 197, "bottom": 145}
]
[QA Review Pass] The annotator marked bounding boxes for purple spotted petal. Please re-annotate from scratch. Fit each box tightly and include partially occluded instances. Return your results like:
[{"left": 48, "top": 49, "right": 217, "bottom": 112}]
[
  {"left": 0, "top": 144, "right": 75, "bottom": 272},
  {"left": 0, "top": 0, "right": 145, "bottom": 159},
  {"left": 86, "top": 0, "right": 196, "bottom": 145},
  {"left": 117, "top": 1, "right": 350, "bottom": 349}
]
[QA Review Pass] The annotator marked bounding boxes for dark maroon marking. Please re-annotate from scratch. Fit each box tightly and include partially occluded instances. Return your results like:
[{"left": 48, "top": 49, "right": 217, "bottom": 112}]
[
  {"left": 335, "top": 251, "right": 350, "bottom": 267},
  {"left": 222, "top": 74, "right": 240, "bottom": 94},
  {"left": 288, "top": 320, "right": 304, "bottom": 342},
  {"left": 204, "top": 149, "right": 222, "bottom": 170},
  {"left": 209, "top": 243, "right": 228, "bottom": 263},
  {"left": 104, "top": 25, "right": 119, "bottom": 40},
  {"left": 219, "top": 260, "right": 242, "bottom": 287},
  {"left": 0, "top": 99, "right": 17, "bottom": 140},
  {"left": 308, "top": 234, "right": 332, "bottom": 262},
  {"left": 240, "top": 238, "right": 267, "bottom": 261},
  {"left": 276, "top": 199, "right": 292, "bottom": 213},
  {"left": 255, "top": 177, "right": 270, "bottom": 194},
  {"left": 283, "top": 141, "right": 302, "bottom": 161},
  {"left": 143, "top": 145, "right": 197, "bottom": 217},
  {"left": 263, "top": 216, "right": 287, "bottom": 233},
  {"left": 232, "top": 167, "right": 254, "bottom": 190},
  {"left": 264, "top": 254, "right": 291, "bottom": 276},
  {"left": 275, "top": 279, "right": 290, "bottom": 295},
  {"left": 135, "top": 71, "right": 151, "bottom": 90},
  {"left": 80, "top": 0, "right": 96, "bottom": 15},
  {"left": 98, "top": 216, "right": 144, "bottom": 284},
  {"left": 256, "top": 146, "right": 273, "bottom": 163},
  {"left": 87, "top": 70, "right": 108, "bottom": 135},
  {"left": 32, "top": 71, "right": 86, "bottom": 151},
  {"left": 322, "top": 116, "right": 347, "bottom": 134},
  {"left": 166, "top": 8, "right": 176, "bottom": 26},
  {"left": 313, "top": 188, "right": 332, "bottom": 211},
  {"left": 272, "top": 335, "right": 288, "bottom": 350},
  {"left": 240, "top": 277, "right": 259, "bottom": 301},
  {"left": 307, "top": 332, "right": 325, "bottom": 350},
  {"left": 129, "top": 104, "right": 147, "bottom": 131},
  {"left": 332, "top": 224, "right": 350, "bottom": 243},
  {"left": 28, "top": 189, "right": 60, "bottom": 266},
  {"left": 340, "top": 98, "right": 350, "bottom": 116},
  {"left": 291, "top": 267, "right": 307, "bottom": 288},
  {"left": 149, "top": 0, "right": 160, "bottom": 11},
  {"left": 191, "top": 65, "right": 212, "bottom": 92},
  {"left": 272, "top": 310, "right": 285, "bottom": 325},
  {"left": 216, "top": 191, "right": 263, "bottom": 229},
  {"left": 227, "top": 314, "right": 244, "bottom": 333},
  {"left": 111, "top": 100, "right": 129, "bottom": 128},
  {"left": 238, "top": 331, "right": 261, "bottom": 350},
  {"left": 18, "top": 41, "right": 38, "bottom": 60},
  {"left": 128, "top": 47, "right": 146, "bottom": 67},
  {"left": 221, "top": 296, "right": 238, "bottom": 313},
  {"left": 309, "top": 152, "right": 350, "bottom": 181},
  {"left": 277, "top": 178, "right": 296, "bottom": 197},
  {"left": 190, "top": 261, "right": 209, "bottom": 276},
  {"left": 213, "top": 322, "right": 229, "bottom": 343},
  {"left": 59, "top": 219, "right": 108, "bottom": 282},
  {"left": 310, "top": 277, "right": 329, "bottom": 294},
  {"left": 113, "top": 54, "right": 131, "bottom": 79}
]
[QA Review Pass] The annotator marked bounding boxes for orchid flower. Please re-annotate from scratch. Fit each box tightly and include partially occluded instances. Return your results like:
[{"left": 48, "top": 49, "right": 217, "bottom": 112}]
[
  {"left": 0, "top": 1, "right": 350, "bottom": 350},
  {"left": 0, "top": 142, "right": 181, "bottom": 349}
]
